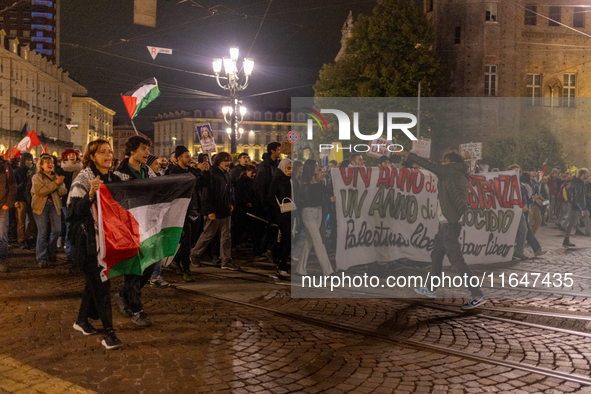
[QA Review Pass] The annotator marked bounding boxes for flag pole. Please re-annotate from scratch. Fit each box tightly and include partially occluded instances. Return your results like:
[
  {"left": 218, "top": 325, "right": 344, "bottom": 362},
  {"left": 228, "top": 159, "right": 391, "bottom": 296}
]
[{"left": 130, "top": 119, "right": 139, "bottom": 136}]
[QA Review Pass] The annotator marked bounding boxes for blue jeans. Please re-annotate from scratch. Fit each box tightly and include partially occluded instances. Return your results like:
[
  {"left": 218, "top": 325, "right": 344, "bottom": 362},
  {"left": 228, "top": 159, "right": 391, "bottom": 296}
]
[
  {"left": 558, "top": 203, "right": 571, "bottom": 228},
  {"left": 151, "top": 260, "right": 162, "bottom": 278},
  {"left": 33, "top": 200, "right": 61, "bottom": 263},
  {"left": 0, "top": 209, "right": 9, "bottom": 263},
  {"left": 525, "top": 217, "right": 541, "bottom": 252},
  {"left": 61, "top": 207, "right": 71, "bottom": 257}
]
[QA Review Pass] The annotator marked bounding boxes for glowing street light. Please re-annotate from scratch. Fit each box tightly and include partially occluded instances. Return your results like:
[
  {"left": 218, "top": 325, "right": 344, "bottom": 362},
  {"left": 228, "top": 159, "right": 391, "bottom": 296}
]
[{"left": 213, "top": 47, "right": 254, "bottom": 153}]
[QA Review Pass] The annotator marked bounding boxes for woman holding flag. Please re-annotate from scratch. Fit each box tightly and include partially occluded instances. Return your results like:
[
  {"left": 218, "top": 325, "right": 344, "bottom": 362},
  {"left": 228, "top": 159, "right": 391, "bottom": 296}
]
[{"left": 67, "top": 139, "right": 123, "bottom": 350}]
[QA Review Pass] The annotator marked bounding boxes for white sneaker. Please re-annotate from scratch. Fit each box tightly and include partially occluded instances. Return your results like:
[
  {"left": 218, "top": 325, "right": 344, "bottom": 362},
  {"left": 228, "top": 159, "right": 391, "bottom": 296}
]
[{"left": 149, "top": 276, "right": 169, "bottom": 287}]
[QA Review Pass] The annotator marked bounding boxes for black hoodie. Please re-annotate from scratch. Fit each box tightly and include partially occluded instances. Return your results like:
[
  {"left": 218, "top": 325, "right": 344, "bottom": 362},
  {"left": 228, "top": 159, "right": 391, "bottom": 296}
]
[
  {"left": 14, "top": 153, "right": 35, "bottom": 203},
  {"left": 254, "top": 152, "right": 279, "bottom": 210}
]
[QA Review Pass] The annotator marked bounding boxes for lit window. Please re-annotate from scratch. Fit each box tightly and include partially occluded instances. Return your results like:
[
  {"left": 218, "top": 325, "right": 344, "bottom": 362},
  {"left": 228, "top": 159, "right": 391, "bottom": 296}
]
[
  {"left": 564, "top": 73, "right": 576, "bottom": 108},
  {"left": 526, "top": 73, "right": 541, "bottom": 106},
  {"left": 485, "top": 3, "right": 497, "bottom": 22},
  {"left": 484, "top": 65, "right": 497, "bottom": 96}
]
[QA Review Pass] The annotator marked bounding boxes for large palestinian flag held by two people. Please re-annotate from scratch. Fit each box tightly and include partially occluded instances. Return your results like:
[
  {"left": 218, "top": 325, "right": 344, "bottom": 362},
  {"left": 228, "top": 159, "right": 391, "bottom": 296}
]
[
  {"left": 121, "top": 77, "right": 161, "bottom": 119},
  {"left": 96, "top": 173, "right": 195, "bottom": 281}
]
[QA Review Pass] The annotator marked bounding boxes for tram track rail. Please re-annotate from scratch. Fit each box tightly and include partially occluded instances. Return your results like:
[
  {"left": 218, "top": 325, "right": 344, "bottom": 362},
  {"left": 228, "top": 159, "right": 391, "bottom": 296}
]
[
  {"left": 174, "top": 285, "right": 591, "bottom": 387},
  {"left": 196, "top": 268, "right": 591, "bottom": 322},
  {"left": 199, "top": 269, "right": 591, "bottom": 340}
]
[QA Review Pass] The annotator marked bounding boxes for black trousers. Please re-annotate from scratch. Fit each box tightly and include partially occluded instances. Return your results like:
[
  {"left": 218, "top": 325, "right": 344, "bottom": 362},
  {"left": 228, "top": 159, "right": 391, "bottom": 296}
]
[
  {"left": 120, "top": 263, "right": 156, "bottom": 314},
  {"left": 277, "top": 217, "right": 291, "bottom": 271},
  {"left": 77, "top": 255, "right": 113, "bottom": 330},
  {"left": 175, "top": 217, "right": 194, "bottom": 272},
  {"left": 430, "top": 222, "right": 483, "bottom": 298}
]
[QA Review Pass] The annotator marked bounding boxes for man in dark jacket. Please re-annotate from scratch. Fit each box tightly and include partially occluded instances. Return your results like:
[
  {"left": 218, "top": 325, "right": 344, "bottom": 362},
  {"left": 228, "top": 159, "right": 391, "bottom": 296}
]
[
  {"left": 190, "top": 152, "right": 238, "bottom": 271},
  {"left": 167, "top": 145, "right": 210, "bottom": 281},
  {"left": 0, "top": 154, "right": 16, "bottom": 272},
  {"left": 112, "top": 136, "right": 158, "bottom": 328},
  {"left": 229, "top": 152, "right": 251, "bottom": 186},
  {"left": 395, "top": 150, "right": 486, "bottom": 309},
  {"left": 254, "top": 143, "right": 281, "bottom": 260},
  {"left": 564, "top": 168, "right": 589, "bottom": 247},
  {"left": 13, "top": 153, "right": 36, "bottom": 249}
]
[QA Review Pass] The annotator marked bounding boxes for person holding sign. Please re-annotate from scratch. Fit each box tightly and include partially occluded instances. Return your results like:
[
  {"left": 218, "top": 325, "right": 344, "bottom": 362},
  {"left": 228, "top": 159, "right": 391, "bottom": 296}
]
[{"left": 394, "top": 150, "right": 487, "bottom": 310}]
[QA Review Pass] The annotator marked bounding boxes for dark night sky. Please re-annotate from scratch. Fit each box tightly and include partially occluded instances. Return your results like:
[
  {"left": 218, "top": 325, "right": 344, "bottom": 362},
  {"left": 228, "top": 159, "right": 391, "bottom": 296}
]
[{"left": 60, "top": 0, "right": 377, "bottom": 131}]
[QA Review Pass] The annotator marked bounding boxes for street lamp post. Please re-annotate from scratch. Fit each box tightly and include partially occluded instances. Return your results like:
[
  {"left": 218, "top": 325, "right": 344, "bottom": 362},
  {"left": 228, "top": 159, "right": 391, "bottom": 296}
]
[
  {"left": 213, "top": 47, "right": 254, "bottom": 154},
  {"left": 222, "top": 104, "right": 246, "bottom": 150}
]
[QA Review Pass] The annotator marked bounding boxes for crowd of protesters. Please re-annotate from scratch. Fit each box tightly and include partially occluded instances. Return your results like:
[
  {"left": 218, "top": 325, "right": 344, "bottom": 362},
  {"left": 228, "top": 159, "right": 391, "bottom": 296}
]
[{"left": 0, "top": 135, "right": 589, "bottom": 349}]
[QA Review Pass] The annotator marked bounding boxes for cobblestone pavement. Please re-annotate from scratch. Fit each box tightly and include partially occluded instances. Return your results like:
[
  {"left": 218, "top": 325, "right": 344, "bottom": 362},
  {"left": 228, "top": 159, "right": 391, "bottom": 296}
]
[{"left": 1, "top": 225, "right": 591, "bottom": 393}]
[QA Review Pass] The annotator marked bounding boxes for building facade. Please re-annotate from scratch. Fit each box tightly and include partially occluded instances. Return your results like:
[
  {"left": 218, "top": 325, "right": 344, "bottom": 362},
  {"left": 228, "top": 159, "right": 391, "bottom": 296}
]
[
  {"left": 0, "top": 31, "right": 82, "bottom": 158},
  {"left": 112, "top": 124, "right": 148, "bottom": 160},
  {"left": 70, "top": 96, "right": 115, "bottom": 152},
  {"left": 0, "top": 0, "right": 59, "bottom": 64},
  {"left": 426, "top": 0, "right": 591, "bottom": 99},
  {"left": 335, "top": 2, "right": 591, "bottom": 165},
  {"left": 153, "top": 109, "right": 307, "bottom": 161},
  {"left": 424, "top": 0, "right": 591, "bottom": 165}
]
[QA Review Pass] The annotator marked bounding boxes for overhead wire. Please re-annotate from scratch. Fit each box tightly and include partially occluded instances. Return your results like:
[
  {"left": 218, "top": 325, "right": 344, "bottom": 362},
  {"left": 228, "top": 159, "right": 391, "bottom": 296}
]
[
  {"left": 243, "top": 84, "right": 313, "bottom": 98},
  {"left": 61, "top": 42, "right": 224, "bottom": 79},
  {"left": 265, "top": 0, "right": 377, "bottom": 16},
  {"left": 246, "top": 0, "right": 274, "bottom": 58}
]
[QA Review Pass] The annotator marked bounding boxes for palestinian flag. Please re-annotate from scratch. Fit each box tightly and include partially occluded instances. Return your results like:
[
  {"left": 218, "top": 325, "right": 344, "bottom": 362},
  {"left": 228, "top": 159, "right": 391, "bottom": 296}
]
[
  {"left": 96, "top": 173, "right": 195, "bottom": 281},
  {"left": 121, "top": 77, "right": 160, "bottom": 120}
]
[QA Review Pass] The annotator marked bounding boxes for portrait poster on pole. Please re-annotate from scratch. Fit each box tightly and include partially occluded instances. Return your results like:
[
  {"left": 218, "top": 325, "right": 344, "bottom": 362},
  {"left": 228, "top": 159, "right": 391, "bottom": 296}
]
[{"left": 196, "top": 124, "right": 217, "bottom": 154}]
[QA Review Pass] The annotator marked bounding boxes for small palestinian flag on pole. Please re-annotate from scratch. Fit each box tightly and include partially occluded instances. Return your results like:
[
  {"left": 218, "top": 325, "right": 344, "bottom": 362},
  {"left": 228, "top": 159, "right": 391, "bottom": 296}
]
[
  {"left": 121, "top": 77, "right": 160, "bottom": 135},
  {"left": 96, "top": 173, "right": 195, "bottom": 281}
]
